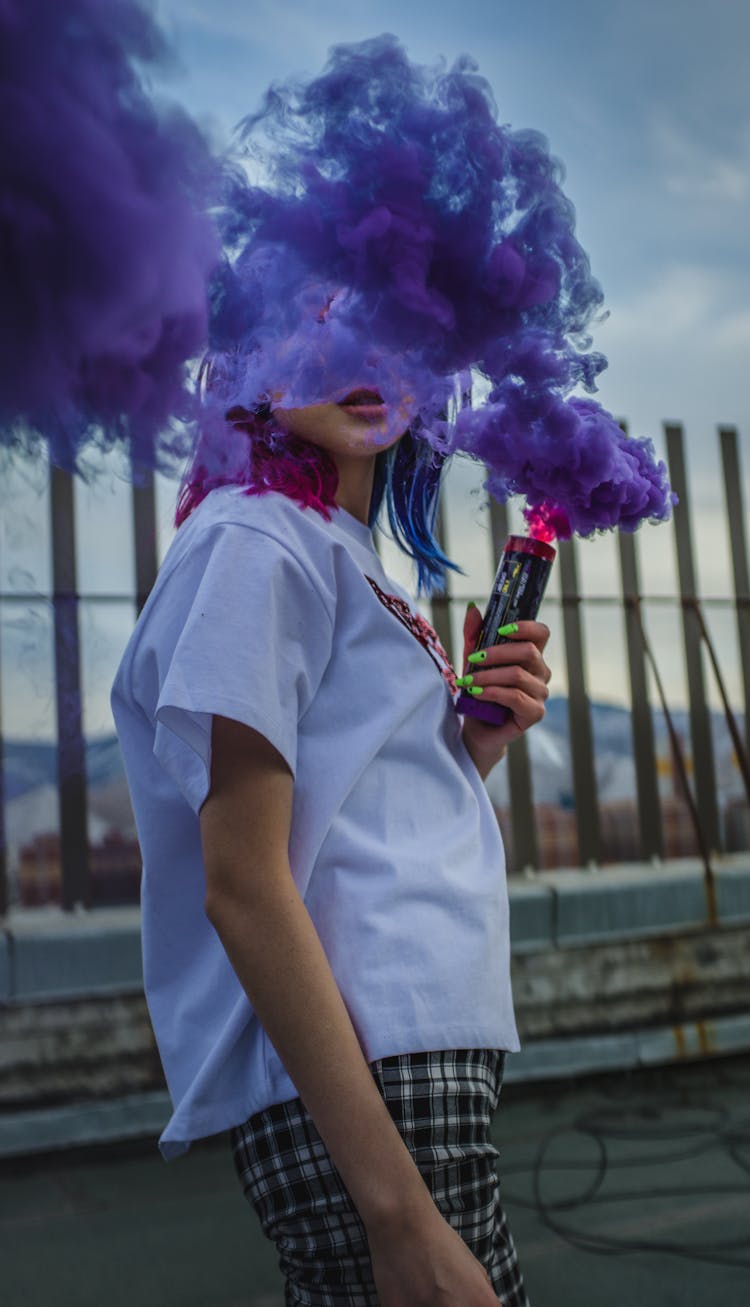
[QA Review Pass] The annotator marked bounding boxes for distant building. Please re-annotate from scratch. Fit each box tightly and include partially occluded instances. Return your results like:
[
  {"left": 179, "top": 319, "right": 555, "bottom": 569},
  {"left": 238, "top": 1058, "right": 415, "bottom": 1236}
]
[{"left": 17, "top": 829, "right": 141, "bottom": 907}]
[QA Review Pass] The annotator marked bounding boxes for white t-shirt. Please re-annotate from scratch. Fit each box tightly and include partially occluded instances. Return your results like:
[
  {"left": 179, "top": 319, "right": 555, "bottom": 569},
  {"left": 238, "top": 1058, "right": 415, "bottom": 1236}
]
[{"left": 110, "top": 484, "right": 520, "bottom": 1160}]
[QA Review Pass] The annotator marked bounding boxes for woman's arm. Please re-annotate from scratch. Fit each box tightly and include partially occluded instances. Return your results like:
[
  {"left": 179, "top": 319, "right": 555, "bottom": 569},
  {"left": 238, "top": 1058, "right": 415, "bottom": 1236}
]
[
  {"left": 201, "top": 713, "right": 504, "bottom": 1304},
  {"left": 200, "top": 714, "right": 437, "bottom": 1231}
]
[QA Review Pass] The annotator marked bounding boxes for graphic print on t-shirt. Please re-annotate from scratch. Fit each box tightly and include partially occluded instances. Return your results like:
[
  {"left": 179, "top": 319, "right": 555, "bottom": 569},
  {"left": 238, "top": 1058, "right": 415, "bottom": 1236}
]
[{"left": 364, "top": 574, "right": 458, "bottom": 695}]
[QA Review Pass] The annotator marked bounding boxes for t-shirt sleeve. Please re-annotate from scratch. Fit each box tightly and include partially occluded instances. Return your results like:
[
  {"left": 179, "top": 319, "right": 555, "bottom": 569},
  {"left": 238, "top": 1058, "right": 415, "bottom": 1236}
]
[{"left": 149, "top": 520, "right": 334, "bottom": 816}]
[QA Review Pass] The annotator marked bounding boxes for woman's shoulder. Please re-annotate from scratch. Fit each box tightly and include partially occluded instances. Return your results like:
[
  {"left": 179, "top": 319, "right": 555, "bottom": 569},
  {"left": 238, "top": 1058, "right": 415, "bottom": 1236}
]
[
  {"left": 174, "top": 486, "right": 340, "bottom": 574},
  {"left": 168, "top": 485, "right": 382, "bottom": 614},
  {"left": 198, "top": 485, "right": 334, "bottom": 547},
  {"left": 145, "top": 487, "right": 339, "bottom": 632}
]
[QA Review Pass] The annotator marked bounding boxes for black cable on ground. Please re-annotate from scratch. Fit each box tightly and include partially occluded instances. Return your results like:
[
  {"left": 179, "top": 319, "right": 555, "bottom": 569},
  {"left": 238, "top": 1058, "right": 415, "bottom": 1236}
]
[{"left": 499, "top": 1057, "right": 750, "bottom": 1270}]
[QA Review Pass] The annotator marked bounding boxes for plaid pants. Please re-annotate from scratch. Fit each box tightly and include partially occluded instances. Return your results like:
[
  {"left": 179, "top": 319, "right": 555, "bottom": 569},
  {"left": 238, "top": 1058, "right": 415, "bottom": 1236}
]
[{"left": 229, "top": 1048, "right": 530, "bottom": 1306}]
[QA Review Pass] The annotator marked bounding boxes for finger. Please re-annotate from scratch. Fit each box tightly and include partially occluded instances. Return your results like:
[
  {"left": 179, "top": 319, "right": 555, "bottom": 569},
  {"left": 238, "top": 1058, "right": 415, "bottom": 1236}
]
[
  {"left": 468, "top": 664, "right": 550, "bottom": 703},
  {"left": 498, "top": 619, "right": 550, "bottom": 650},
  {"left": 469, "top": 640, "right": 550, "bottom": 682},
  {"left": 462, "top": 602, "right": 484, "bottom": 668},
  {"left": 466, "top": 683, "right": 548, "bottom": 724}
]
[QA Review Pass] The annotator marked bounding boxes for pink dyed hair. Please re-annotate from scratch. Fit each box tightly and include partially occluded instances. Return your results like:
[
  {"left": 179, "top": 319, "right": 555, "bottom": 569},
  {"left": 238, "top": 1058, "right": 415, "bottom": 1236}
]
[{"left": 173, "top": 404, "right": 341, "bottom": 529}]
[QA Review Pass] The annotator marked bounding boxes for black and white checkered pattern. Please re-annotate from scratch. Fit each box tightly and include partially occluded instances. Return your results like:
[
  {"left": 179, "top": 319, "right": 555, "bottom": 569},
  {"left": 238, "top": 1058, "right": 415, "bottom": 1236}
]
[{"left": 229, "top": 1048, "right": 530, "bottom": 1306}]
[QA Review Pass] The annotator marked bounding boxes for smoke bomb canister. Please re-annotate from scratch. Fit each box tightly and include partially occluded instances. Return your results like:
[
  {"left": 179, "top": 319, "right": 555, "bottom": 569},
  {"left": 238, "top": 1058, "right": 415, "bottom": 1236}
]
[{"left": 456, "top": 535, "right": 556, "bottom": 727}]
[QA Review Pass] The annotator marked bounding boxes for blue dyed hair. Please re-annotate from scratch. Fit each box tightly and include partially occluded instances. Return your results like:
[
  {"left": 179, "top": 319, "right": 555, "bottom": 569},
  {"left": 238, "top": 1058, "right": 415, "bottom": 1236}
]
[
  {"left": 369, "top": 431, "right": 466, "bottom": 598},
  {"left": 175, "top": 392, "right": 465, "bottom": 598}
]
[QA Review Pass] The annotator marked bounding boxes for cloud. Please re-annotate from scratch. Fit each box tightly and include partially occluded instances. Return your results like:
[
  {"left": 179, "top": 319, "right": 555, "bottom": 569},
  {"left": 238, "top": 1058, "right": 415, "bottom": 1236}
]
[
  {"left": 602, "top": 261, "right": 747, "bottom": 340},
  {"left": 161, "top": 0, "right": 280, "bottom": 41},
  {"left": 649, "top": 111, "right": 750, "bottom": 203},
  {"left": 590, "top": 259, "right": 750, "bottom": 476},
  {"left": 160, "top": 0, "right": 377, "bottom": 55}
]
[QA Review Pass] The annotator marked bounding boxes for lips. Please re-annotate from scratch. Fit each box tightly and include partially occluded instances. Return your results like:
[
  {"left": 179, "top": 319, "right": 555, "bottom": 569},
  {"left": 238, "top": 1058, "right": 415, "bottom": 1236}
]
[
  {"left": 336, "top": 387, "right": 387, "bottom": 423},
  {"left": 337, "top": 388, "right": 385, "bottom": 406}
]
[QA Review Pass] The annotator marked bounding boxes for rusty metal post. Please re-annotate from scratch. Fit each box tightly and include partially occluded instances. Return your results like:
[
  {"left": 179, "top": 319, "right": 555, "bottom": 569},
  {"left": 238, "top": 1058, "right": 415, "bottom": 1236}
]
[
  {"left": 0, "top": 591, "right": 6, "bottom": 915},
  {"left": 665, "top": 424, "right": 722, "bottom": 856},
  {"left": 619, "top": 560, "right": 665, "bottom": 862},
  {"left": 50, "top": 463, "right": 90, "bottom": 910},
  {"left": 558, "top": 535, "right": 601, "bottom": 867},
  {"left": 132, "top": 465, "right": 159, "bottom": 618},
  {"left": 616, "top": 424, "right": 664, "bottom": 861},
  {"left": 718, "top": 426, "right": 750, "bottom": 767}
]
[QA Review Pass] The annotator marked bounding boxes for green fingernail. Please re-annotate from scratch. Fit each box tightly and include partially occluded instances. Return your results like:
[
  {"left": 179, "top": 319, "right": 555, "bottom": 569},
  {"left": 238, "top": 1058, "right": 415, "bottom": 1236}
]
[
  {"left": 497, "top": 622, "right": 519, "bottom": 636},
  {"left": 455, "top": 674, "right": 474, "bottom": 687},
  {"left": 468, "top": 685, "right": 484, "bottom": 696},
  {"left": 467, "top": 650, "right": 487, "bottom": 664}
]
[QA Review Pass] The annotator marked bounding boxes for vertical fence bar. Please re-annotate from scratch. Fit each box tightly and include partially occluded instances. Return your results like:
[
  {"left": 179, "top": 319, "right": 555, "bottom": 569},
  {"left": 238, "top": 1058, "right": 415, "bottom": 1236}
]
[
  {"left": 618, "top": 527, "right": 665, "bottom": 861},
  {"left": 50, "top": 463, "right": 90, "bottom": 910},
  {"left": 617, "top": 424, "right": 664, "bottom": 862},
  {"left": 719, "top": 426, "right": 750, "bottom": 766},
  {"left": 431, "top": 498, "right": 455, "bottom": 668},
  {"left": 132, "top": 466, "right": 159, "bottom": 618},
  {"left": 0, "top": 604, "right": 6, "bottom": 915},
  {"left": 558, "top": 536, "right": 601, "bottom": 866},
  {"left": 665, "top": 424, "right": 722, "bottom": 856},
  {"left": 487, "top": 493, "right": 539, "bottom": 872}
]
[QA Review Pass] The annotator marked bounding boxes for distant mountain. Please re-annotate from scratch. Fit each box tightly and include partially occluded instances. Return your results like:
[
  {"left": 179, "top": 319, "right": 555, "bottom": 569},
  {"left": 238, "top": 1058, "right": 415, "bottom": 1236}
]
[
  {"left": 2, "top": 733, "right": 125, "bottom": 801},
  {"left": 85, "top": 735, "right": 128, "bottom": 789},
  {"left": 1, "top": 698, "right": 746, "bottom": 872},
  {"left": 2, "top": 739, "right": 59, "bottom": 801},
  {"left": 484, "top": 696, "right": 746, "bottom": 808}
]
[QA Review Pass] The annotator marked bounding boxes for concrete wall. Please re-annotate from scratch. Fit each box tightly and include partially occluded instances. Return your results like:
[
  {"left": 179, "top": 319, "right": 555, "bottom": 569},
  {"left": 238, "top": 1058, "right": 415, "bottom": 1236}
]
[{"left": 1, "top": 856, "right": 749, "bottom": 1150}]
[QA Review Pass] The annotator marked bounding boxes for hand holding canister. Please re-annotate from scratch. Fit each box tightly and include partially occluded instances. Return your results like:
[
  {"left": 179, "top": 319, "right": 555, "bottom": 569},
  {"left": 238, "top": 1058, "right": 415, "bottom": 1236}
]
[{"left": 456, "top": 536, "right": 556, "bottom": 728}]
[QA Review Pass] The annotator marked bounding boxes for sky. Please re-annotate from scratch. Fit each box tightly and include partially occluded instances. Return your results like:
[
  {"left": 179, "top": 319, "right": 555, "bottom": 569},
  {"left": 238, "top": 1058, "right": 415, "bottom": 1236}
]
[
  {"left": 148, "top": 0, "right": 749, "bottom": 459},
  {"left": 1, "top": 0, "right": 749, "bottom": 740}
]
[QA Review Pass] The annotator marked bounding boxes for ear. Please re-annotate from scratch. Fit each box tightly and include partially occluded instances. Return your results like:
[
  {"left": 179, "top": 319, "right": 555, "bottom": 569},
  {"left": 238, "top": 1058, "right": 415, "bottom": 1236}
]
[{"left": 462, "top": 602, "right": 484, "bottom": 672}]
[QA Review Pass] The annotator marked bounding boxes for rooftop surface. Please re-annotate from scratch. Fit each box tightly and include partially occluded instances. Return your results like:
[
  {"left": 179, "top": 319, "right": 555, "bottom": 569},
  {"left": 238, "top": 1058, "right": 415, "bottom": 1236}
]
[{"left": 2, "top": 1051, "right": 749, "bottom": 1307}]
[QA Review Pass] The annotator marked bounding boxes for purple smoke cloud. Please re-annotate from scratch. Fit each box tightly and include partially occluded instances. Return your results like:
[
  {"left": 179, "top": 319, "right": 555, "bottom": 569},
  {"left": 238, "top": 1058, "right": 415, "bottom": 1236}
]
[
  {"left": 205, "top": 34, "right": 676, "bottom": 538},
  {"left": 457, "top": 392, "right": 676, "bottom": 539},
  {"left": 0, "top": 0, "right": 220, "bottom": 478},
  {"left": 0, "top": 14, "right": 675, "bottom": 539}
]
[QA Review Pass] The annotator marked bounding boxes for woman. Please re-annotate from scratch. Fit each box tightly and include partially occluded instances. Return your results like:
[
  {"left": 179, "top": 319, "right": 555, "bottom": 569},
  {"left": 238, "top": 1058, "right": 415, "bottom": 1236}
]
[{"left": 110, "top": 383, "right": 550, "bottom": 1307}]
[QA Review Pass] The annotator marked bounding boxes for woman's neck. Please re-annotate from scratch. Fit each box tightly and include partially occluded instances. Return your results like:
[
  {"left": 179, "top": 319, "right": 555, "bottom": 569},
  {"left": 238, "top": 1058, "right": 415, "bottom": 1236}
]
[{"left": 332, "top": 452, "right": 376, "bottom": 527}]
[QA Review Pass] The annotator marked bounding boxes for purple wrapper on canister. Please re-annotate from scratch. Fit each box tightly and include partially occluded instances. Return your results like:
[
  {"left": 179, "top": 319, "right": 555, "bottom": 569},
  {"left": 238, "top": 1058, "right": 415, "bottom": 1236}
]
[{"left": 456, "top": 535, "right": 556, "bottom": 727}]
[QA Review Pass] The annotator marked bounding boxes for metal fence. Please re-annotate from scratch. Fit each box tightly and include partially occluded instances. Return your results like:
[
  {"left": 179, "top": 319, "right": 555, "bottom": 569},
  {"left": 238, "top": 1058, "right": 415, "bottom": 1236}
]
[
  {"left": 0, "top": 422, "right": 748, "bottom": 914},
  {"left": 430, "top": 423, "right": 750, "bottom": 878}
]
